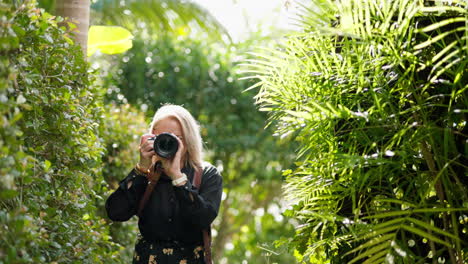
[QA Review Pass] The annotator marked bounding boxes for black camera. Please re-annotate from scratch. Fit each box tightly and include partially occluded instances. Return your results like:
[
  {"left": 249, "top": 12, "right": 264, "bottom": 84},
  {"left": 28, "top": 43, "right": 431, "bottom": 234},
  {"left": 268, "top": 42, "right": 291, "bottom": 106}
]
[{"left": 151, "top": 132, "right": 179, "bottom": 159}]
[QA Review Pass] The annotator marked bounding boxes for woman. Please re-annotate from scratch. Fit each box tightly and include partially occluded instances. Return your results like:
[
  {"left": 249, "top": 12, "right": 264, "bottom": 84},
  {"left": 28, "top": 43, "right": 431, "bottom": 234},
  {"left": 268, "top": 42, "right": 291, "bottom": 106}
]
[{"left": 105, "top": 104, "right": 223, "bottom": 264}]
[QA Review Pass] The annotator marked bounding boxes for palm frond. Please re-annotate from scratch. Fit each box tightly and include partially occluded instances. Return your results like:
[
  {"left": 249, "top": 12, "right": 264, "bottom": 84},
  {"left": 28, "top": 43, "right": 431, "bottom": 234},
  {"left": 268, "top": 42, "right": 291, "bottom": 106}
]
[
  {"left": 244, "top": 0, "right": 468, "bottom": 262},
  {"left": 91, "top": 0, "right": 230, "bottom": 42}
]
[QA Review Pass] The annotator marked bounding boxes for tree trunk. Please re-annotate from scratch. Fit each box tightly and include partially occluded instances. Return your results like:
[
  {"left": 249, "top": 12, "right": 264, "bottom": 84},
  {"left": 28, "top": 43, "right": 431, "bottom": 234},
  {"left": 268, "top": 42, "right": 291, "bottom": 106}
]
[{"left": 55, "top": 0, "right": 90, "bottom": 57}]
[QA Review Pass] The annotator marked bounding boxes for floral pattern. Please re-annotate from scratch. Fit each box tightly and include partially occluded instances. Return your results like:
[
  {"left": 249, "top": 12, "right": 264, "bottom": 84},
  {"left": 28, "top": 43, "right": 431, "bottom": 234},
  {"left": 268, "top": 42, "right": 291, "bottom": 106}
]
[
  {"left": 133, "top": 251, "right": 140, "bottom": 261},
  {"left": 148, "top": 255, "right": 157, "bottom": 264},
  {"left": 162, "top": 248, "right": 174, "bottom": 255},
  {"left": 193, "top": 246, "right": 203, "bottom": 259},
  {"left": 133, "top": 238, "right": 204, "bottom": 264}
]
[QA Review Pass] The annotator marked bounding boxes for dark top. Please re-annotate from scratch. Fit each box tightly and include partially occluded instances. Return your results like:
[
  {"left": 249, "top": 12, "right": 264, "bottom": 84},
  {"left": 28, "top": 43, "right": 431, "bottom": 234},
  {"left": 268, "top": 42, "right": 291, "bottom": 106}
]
[{"left": 105, "top": 163, "right": 223, "bottom": 246}]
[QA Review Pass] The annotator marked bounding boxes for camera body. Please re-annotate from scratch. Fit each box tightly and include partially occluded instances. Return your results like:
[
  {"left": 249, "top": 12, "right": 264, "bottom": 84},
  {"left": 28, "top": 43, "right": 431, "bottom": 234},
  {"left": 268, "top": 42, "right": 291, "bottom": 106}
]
[{"left": 151, "top": 132, "right": 179, "bottom": 159}]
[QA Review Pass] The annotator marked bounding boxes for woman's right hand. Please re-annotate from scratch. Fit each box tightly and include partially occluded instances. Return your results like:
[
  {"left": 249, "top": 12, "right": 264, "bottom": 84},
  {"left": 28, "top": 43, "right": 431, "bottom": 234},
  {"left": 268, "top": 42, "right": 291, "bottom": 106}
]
[{"left": 138, "top": 133, "right": 156, "bottom": 170}]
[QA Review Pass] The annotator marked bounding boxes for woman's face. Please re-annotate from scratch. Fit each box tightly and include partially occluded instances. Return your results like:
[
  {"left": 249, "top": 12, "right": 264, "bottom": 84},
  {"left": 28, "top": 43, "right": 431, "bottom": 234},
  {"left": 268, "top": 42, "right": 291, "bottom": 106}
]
[{"left": 152, "top": 117, "right": 187, "bottom": 156}]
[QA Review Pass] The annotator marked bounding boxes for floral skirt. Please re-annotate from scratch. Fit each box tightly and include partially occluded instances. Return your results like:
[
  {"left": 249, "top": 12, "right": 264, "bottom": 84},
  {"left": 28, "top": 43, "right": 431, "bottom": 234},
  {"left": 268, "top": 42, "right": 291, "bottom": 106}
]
[{"left": 132, "top": 234, "right": 205, "bottom": 264}]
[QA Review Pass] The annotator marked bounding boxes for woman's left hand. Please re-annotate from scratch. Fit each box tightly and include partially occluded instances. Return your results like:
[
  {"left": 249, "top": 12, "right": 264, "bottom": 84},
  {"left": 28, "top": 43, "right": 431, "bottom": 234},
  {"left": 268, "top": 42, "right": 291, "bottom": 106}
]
[{"left": 161, "top": 135, "right": 186, "bottom": 180}]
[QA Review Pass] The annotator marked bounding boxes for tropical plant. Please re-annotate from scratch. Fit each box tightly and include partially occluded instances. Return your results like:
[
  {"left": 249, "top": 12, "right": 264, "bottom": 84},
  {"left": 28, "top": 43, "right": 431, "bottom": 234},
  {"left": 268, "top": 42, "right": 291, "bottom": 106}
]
[{"left": 245, "top": 0, "right": 467, "bottom": 263}]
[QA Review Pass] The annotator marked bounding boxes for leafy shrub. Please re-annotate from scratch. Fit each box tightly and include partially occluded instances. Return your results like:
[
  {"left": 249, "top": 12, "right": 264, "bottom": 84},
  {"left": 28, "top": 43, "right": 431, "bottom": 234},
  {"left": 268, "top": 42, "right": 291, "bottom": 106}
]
[
  {"left": 0, "top": 2, "right": 123, "bottom": 263},
  {"left": 247, "top": 0, "right": 467, "bottom": 263}
]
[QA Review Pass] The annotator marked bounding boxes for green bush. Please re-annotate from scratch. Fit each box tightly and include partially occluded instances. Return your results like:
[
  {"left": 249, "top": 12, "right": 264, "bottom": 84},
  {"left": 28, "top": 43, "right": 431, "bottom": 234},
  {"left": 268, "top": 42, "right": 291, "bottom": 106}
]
[
  {"left": 247, "top": 0, "right": 467, "bottom": 263},
  {"left": 0, "top": 2, "right": 123, "bottom": 263}
]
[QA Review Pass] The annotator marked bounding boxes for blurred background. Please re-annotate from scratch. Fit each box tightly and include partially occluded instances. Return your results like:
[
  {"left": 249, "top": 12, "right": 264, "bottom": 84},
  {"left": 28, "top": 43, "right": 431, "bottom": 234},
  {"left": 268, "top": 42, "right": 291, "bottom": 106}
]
[
  {"left": 89, "top": 0, "right": 300, "bottom": 263},
  {"left": 49, "top": 0, "right": 300, "bottom": 263}
]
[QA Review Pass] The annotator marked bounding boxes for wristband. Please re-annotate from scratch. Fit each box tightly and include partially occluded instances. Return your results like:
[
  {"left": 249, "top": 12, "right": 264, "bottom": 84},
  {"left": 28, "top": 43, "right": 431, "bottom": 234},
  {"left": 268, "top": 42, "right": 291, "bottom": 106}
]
[
  {"left": 135, "top": 163, "right": 150, "bottom": 175},
  {"left": 172, "top": 173, "right": 188, "bottom": 186}
]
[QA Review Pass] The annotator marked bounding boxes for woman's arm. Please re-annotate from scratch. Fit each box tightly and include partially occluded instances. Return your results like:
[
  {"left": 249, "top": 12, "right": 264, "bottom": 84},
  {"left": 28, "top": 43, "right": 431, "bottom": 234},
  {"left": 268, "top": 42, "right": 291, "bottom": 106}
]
[
  {"left": 105, "top": 169, "right": 148, "bottom": 221},
  {"left": 106, "top": 133, "right": 155, "bottom": 221},
  {"left": 174, "top": 165, "right": 223, "bottom": 229}
]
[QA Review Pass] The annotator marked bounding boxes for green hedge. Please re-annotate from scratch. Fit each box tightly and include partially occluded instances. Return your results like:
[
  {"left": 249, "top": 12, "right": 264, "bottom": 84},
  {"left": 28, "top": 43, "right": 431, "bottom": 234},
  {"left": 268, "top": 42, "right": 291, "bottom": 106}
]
[{"left": 0, "top": 2, "right": 140, "bottom": 263}]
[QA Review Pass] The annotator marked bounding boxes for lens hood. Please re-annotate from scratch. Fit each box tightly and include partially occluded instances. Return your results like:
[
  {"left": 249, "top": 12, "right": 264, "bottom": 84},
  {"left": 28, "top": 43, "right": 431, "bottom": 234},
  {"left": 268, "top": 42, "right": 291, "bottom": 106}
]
[{"left": 153, "top": 132, "right": 179, "bottom": 159}]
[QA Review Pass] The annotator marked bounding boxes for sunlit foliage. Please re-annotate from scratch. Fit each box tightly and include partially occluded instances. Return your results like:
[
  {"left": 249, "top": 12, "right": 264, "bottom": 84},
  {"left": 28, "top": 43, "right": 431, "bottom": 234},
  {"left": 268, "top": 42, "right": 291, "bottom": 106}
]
[
  {"left": 246, "top": 0, "right": 467, "bottom": 263},
  {"left": 90, "top": 0, "right": 230, "bottom": 42}
]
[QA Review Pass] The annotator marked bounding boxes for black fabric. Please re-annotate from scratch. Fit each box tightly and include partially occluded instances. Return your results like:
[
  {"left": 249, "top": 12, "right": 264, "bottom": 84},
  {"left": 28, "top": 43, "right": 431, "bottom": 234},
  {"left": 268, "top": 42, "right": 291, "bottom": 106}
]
[
  {"left": 105, "top": 163, "right": 223, "bottom": 247},
  {"left": 132, "top": 234, "right": 205, "bottom": 264}
]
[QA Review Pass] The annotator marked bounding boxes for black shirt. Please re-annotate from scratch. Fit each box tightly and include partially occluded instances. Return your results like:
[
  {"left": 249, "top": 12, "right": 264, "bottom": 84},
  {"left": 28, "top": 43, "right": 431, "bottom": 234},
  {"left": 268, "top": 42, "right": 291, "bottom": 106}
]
[{"left": 105, "top": 163, "right": 223, "bottom": 246}]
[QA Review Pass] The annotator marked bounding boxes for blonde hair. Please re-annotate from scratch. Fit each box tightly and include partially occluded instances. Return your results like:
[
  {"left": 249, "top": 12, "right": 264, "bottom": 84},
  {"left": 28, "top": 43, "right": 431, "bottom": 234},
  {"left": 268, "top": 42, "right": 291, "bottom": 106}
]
[{"left": 149, "top": 104, "right": 203, "bottom": 170}]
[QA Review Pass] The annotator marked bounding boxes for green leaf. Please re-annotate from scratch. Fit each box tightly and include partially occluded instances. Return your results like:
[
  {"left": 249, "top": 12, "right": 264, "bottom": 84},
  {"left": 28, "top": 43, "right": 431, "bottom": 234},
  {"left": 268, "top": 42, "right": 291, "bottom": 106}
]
[
  {"left": 407, "top": 218, "right": 459, "bottom": 241},
  {"left": 401, "top": 225, "right": 452, "bottom": 248},
  {"left": 87, "top": 26, "right": 134, "bottom": 57},
  {"left": 415, "top": 17, "right": 466, "bottom": 33},
  {"left": 345, "top": 233, "right": 394, "bottom": 256},
  {"left": 44, "top": 160, "right": 52, "bottom": 172},
  {"left": 82, "top": 213, "right": 90, "bottom": 221},
  {"left": 348, "top": 241, "right": 391, "bottom": 264},
  {"left": 0, "top": 190, "right": 18, "bottom": 199}
]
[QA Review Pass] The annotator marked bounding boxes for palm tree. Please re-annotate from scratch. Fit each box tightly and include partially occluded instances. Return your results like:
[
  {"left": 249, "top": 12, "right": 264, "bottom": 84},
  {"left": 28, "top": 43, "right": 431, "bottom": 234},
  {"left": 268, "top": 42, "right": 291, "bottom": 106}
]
[
  {"left": 55, "top": 0, "right": 90, "bottom": 56},
  {"left": 245, "top": 0, "right": 467, "bottom": 263}
]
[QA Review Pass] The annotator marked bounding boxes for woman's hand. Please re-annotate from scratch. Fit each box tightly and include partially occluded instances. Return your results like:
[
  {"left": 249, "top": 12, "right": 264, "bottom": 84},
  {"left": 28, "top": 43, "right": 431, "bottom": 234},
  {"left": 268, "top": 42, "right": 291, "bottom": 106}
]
[
  {"left": 161, "top": 135, "right": 186, "bottom": 181},
  {"left": 138, "top": 133, "right": 156, "bottom": 170},
  {"left": 139, "top": 133, "right": 186, "bottom": 182}
]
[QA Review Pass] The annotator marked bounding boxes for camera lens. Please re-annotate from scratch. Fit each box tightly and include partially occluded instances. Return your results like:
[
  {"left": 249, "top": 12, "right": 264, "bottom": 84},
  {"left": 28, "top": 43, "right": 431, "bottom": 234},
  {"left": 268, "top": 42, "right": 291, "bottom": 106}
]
[{"left": 153, "top": 133, "right": 179, "bottom": 158}]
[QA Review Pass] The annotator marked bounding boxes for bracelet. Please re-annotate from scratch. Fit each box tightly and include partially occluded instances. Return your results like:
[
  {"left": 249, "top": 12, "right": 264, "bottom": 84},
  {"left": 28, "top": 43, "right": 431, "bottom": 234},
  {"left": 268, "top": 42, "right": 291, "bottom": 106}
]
[
  {"left": 135, "top": 163, "right": 150, "bottom": 176},
  {"left": 172, "top": 173, "right": 188, "bottom": 186}
]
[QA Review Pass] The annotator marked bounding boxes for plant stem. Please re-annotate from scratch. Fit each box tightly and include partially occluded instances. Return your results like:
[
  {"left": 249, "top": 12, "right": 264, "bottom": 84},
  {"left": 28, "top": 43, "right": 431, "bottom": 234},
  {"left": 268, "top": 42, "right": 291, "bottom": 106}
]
[{"left": 420, "top": 141, "right": 458, "bottom": 264}]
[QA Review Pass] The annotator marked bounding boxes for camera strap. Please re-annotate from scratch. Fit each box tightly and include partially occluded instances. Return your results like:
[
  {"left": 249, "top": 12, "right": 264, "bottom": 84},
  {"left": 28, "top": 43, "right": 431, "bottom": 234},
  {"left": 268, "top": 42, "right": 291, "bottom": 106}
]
[
  {"left": 137, "top": 162, "right": 162, "bottom": 217},
  {"left": 192, "top": 166, "right": 213, "bottom": 264}
]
